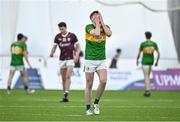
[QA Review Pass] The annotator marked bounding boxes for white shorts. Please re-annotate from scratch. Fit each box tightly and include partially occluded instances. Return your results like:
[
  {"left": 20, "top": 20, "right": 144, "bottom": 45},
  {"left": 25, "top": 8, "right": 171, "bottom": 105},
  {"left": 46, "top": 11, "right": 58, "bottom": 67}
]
[
  {"left": 59, "top": 60, "right": 75, "bottom": 69},
  {"left": 142, "top": 65, "right": 152, "bottom": 69},
  {"left": 84, "top": 60, "right": 107, "bottom": 72},
  {"left": 10, "top": 65, "right": 25, "bottom": 71}
]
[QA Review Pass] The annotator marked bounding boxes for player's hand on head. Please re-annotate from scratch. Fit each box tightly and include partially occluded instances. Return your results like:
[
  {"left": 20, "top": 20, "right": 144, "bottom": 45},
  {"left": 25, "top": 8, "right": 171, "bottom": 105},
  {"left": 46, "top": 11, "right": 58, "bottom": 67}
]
[
  {"left": 99, "top": 13, "right": 104, "bottom": 24},
  {"left": 94, "top": 15, "right": 100, "bottom": 24}
]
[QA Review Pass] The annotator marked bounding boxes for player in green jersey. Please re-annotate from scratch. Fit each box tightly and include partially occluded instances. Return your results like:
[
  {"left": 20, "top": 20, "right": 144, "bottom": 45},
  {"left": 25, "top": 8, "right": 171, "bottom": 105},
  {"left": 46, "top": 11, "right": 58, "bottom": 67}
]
[
  {"left": 136, "top": 31, "right": 160, "bottom": 97},
  {"left": 84, "top": 11, "right": 112, "bottom": 115},
  {"left": 7, "top": 33, "right": 35, "bottom": 94}
]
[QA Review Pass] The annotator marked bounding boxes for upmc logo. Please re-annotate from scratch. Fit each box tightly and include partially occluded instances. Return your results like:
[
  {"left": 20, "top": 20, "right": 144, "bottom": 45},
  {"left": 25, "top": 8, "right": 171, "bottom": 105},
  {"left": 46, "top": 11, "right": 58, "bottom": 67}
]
[{"left": 153, "top": 70, "right": 180, "bottom": 90}]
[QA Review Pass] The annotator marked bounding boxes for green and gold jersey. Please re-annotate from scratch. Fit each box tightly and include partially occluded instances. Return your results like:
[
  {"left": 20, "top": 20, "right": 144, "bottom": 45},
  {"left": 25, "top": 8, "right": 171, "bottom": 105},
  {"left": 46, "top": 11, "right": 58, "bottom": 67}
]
[
  {"left": 140, "top": 40, "right": 158, "bottom": 65},
  {"left": 10, "top": 41, "right": 27, "bottom": 66},
  {"left": 85, "top": 24, "right": 107, "bottom": 60}
]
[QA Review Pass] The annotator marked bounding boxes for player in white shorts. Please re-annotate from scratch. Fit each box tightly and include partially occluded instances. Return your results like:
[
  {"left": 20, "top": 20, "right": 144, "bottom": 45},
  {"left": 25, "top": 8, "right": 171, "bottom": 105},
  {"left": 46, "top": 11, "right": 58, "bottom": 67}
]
[
  {"left": 50, "top": 22, "right": 80, "bottom": 102},
  {"left": 84, "top": 11, "right": 112, "bottom": 115}
]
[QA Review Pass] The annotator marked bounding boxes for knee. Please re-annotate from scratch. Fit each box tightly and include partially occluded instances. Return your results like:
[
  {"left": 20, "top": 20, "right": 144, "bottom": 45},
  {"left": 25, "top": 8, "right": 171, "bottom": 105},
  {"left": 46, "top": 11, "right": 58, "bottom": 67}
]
[
  {"left": 86, "top": 80, "right": 93, "bottom": 90},
  {"left": 66, "top": 75, "right": 71, "bottom": 80},
  {"left": 100, "top": 78, "right": 107, "bottom": 85}
]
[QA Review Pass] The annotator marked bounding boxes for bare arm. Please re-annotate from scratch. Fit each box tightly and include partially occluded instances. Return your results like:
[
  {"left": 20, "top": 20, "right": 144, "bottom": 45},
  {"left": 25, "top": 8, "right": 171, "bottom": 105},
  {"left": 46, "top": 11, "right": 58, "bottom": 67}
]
[
  {"left": 155, "top": 48, "right": 160, "bottom": 66},
  {"left": 99, "top": 14, "right": 112, "bottom": 37},
  {"left": 74, "top": 43, "right": 81, "bottom": 63},
  {"left": 23, "top": 51, "right": 32, "bottom": 68},
  {"left": 50, "top": 45, "right": 57, "bottom": 57},
  {"left": 102, "top": 24, "right": 112, "bottom": 37},
  {"left": 136, "top": 49, "right": 141, "bottom": 66}
]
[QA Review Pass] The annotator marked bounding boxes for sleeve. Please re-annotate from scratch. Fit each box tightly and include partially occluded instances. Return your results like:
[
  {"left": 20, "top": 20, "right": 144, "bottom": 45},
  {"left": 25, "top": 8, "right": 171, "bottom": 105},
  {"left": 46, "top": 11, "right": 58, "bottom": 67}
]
[
  {"left": 24, "top": 43, "right": 27, "bottom": 52},
  {"left": 10, "top": 44, "right": 13, "bottom": 52},
  {"left": 54, "top": 35, "right": 58, "bottom": 45},
  {"left": 73, "top": 34, "right": 79, "bottom": 45},
  {"left": 85, "top": 25, "right": 94, "bottom": 34},
  {"left": 154, "top": 42, "right": 158, "bottom": 50},
  {"left": 106, "top": 25, "right": 110, "bottom": 29},
  {"left": 140, "top": 43, "right": 143, "bottom": 51}
]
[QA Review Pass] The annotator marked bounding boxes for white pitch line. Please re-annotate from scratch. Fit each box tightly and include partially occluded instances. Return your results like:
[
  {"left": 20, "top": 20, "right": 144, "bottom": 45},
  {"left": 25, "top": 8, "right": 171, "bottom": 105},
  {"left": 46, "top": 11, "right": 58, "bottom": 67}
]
[
  {"left": 0, "top": 113, "right": 83, "bottom": 117},
  {"left": 13, "top": 98, "right": 175, "bottom": 103},
  {"left": 0, "top": 105, "right": 180, "bottom": 109},
  {"left": 31, "top": 113, "right": 83, "bottom": 117}
]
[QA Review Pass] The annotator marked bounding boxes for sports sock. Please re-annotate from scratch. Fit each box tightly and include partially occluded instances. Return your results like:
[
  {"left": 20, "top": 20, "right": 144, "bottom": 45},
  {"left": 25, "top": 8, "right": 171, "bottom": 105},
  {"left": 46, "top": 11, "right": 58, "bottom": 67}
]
[
  {"left": 24, "top": 86, "right": 28, "bottom": 91},
  {"left": 7, "top": 86, "right": 11, "bottom": 90},
  {"left": 64, "top": 91, "right": 69, "bottom": 99},
  {"left": 86, "top": 104, "right": 91, "bottom": 110},
  {"left": 94, "top": 98, "right": 99, "bottom": 104}
]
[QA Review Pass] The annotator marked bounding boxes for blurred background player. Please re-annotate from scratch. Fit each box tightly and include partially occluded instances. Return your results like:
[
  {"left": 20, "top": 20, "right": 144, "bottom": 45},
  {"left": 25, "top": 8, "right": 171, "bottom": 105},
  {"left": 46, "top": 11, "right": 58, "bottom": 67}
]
[
  {"left": 84, "top": 11, "right": 112, "bottom": 115},
  {"left": 136, "top": 31, "right": 160, "bottom": 97},
  {"left": 50, "top": 22, "right": 80, "bottom": 102},
  {"left": 7, "top": 33, "right": 35, "bottom": 94},
  {"left": 109, "top": 48, "right": 122, "bottom": 68}
]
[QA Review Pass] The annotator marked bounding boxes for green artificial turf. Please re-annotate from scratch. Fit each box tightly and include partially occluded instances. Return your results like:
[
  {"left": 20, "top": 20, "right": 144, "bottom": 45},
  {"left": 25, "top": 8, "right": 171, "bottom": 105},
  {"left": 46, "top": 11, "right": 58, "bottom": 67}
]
[{"left": 0, "top": 90, "right": 180, "bottom": 121}]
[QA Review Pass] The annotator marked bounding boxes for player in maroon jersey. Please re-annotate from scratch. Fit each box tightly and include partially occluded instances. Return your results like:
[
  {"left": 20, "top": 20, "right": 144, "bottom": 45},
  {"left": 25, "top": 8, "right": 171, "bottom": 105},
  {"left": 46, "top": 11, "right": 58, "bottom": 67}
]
[{"left": 50, "top": 22, "right": 80, "bottom": 102}]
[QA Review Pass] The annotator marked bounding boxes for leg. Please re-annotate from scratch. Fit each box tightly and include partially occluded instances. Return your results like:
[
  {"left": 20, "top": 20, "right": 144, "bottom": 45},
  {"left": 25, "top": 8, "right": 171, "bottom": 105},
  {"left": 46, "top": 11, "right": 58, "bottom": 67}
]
[
  {"left": 65, "top": 65, "right": 73, "bottom": 93},
  {"left": 84, "top": 60, "right": 95, "bottom": 115},
  {"left": 62, "top": 65, "right": 73, "bottom": 101},
  {"left": 60, "top": 68, "right": 67, "bottom": 93},
  {"left": 142, "top": 66, "right": 151, "bottom": 97},
  {"left": 20, "top": 68, "right": 35, "bottom": 94},
  {"left": 142, "top": 66, "right": 151, "bottom": 91},
  {"left": 91, "top": 69, "right": 107, "bottom": 115},
  {"left": 20, "top": 69, "right": 29, "bottom": 91},
  {"left": 85, "top": 72, "right": 94, "bottom": 106},
  {"left": 95, "top": 69, "right": 107, "bottom": 103},
  {"left": 7, "top": 70, "right": 16, "bottom": 92},
  {"left": 85, "top": 72, "right": 94, "bottom": 115},
  {"left": 60, "top": 68, "right": 69, "bottom": 102},
  {"left": 148, "top": 66, "right": 152, "bottom": 78}
]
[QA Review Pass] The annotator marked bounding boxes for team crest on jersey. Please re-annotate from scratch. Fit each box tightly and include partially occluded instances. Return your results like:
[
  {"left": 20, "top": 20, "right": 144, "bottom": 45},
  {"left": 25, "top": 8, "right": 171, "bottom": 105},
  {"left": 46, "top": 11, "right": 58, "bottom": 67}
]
[
  {"left": 86, "top": 67, "right": 90, "bottom": 71},
  {"left": 67, "top": 38, "right": 71, "bottom": 41}
]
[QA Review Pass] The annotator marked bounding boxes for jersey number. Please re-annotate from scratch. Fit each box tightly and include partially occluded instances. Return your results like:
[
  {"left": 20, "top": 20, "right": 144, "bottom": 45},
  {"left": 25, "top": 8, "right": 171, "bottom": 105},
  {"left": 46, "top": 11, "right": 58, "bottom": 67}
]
[
  {"left": 11, "top": 46, "right": 22, "bottom": 54},
  {"left": 143, "top": 47, "right": 154, "bottom": 54}
]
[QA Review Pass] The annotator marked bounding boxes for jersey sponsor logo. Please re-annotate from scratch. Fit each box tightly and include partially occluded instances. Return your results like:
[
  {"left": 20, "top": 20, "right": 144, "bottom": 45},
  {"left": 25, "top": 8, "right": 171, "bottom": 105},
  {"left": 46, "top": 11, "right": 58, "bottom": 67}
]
[{"left": 59, "top": 42, "right": 71, "bottom": 47}]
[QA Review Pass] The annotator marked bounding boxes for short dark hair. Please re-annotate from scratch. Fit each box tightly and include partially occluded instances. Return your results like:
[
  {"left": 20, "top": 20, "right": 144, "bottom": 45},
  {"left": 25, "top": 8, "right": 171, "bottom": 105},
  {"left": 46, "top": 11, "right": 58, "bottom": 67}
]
[
  {"left": 116, "top": 48, "right": 122, "bottom": 53},
  {"left": 90, "top": 10, "right": 99, "bottom": 20},
  {"left": 58, "top": 22, "right": 67, "bottom": 28},
  {"left": 145, "top": 31, "right": 152, "bottom": 39},
  {"left": 17, "top": 33, "right": 24, "bottom": 40}
]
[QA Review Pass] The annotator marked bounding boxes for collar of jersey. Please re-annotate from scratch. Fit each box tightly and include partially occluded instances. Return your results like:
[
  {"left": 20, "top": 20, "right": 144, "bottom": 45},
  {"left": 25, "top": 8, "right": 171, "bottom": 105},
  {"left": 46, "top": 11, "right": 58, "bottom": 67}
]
[{"left": 61, "top": 32, "right": 69, "bottom": 37}]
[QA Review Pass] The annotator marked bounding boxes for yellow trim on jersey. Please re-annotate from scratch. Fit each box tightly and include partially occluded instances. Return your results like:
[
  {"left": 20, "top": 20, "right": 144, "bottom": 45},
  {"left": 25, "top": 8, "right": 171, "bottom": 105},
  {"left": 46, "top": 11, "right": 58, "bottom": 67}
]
[{"left": 86, "top": 33, "right": 106, "bottom": 43}]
